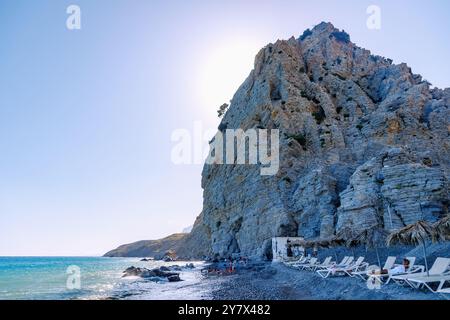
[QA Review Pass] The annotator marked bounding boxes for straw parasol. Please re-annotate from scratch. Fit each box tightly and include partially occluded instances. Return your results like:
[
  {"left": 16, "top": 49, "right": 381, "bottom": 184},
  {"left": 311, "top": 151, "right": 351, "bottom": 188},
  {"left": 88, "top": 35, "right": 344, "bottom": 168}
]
[
  {"left": 336, "top": 226, "right": 360, "bottom": 257},
  {"left": 387, "top": 220, "right": 439, "bottom": 276},
  {"left": 297, "top": 236, "right": 345, "bottom": 261},
  {"left": 316, "top": 236, "right": 346, "bottom": 248},
  {"left": 433, "top": 215, "right": 450, "bottom": 241},
  {"left": 353, "top": 225, "right": 389, "bottom": 269},
  {"left": 321, "top": 236, "right": 346, "bottom": 261}
]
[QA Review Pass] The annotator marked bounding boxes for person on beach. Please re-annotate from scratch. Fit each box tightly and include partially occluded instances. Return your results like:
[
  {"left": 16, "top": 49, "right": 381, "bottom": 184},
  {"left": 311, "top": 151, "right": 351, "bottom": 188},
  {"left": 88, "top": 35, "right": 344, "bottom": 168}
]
[
  {"left": 286, "top": 244, "right": 293, "bottom": 257},
  {"left": 228, "top": 258, "right": 233, "bottom": 273},
  {"left": 312, "top": 247, "right": 318, "bottom": 257},
  {"left": 372, "top": 258, "right": 410, "bottom": 275}
]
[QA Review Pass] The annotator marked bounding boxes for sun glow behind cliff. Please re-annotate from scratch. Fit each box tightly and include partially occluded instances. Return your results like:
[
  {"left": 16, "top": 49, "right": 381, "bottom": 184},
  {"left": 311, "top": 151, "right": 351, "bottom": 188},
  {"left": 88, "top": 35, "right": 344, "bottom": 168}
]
[{"left": 196, "top": 37, "right": 265, "bottom": 116}]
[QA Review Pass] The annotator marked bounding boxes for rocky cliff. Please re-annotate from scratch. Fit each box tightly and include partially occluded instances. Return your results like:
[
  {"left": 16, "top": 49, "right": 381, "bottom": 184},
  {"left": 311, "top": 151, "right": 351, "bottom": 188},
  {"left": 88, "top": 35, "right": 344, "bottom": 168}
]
[
  {"left": 192, "top": 22, "right": 449, "bottom": 259},
  {"left": 105, "top": 22, "right": 449, "bottom": 260}
]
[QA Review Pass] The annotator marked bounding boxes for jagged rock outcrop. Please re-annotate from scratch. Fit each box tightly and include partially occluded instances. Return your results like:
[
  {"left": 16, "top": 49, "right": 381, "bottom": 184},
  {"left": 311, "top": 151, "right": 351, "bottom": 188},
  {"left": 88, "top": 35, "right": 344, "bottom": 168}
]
[
  {"left": 105, "top": 22, "right": 449, "bottom": 260},
  {"left": 192, "top": 22, "right": 449, "bottom": 259}
]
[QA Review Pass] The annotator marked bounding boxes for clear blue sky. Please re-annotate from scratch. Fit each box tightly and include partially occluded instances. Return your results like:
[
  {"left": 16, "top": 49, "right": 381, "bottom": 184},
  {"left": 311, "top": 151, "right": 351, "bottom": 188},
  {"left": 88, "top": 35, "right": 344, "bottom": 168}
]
[{"left": 0, "top": 0, "right": 449, "bottom": 256}]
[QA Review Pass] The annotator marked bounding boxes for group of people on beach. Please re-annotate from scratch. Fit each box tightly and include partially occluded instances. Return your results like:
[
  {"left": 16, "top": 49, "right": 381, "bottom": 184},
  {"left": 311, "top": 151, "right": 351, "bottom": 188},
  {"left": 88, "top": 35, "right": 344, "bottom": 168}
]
[{"left": 203, "top": 256, "right": 249, "bottom": 276}]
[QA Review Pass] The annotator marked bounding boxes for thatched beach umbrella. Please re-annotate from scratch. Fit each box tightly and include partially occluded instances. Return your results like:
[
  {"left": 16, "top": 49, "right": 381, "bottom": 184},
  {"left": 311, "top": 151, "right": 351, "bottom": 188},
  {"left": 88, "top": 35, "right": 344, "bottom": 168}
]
[
  {"left": 387, "top": 220, "right": 439, "bottom": 276},
  {"left": 315, "top": 237, "right": 345, "bottom": 249},
  {"left": 353, "top": 225, "right": 389, "bottom": 269},
  {"left": 433, "top": 215, "right": 450, "bottom": 241},
  {"left": 336, "top": 226, "right": 359, "bottom": 257},
  {"left": 320, "top": 236, "right": 346, "bottom": 261},
  {"left": 300, "top": 237, "right": 345, "bottom": 261}
]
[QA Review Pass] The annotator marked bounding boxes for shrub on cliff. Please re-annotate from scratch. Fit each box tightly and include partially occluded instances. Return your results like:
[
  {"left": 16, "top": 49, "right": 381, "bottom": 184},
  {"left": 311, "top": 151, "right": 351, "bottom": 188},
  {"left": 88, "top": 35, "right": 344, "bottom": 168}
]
[{"left": 217, "top": 103, "right": 229, "bottom": 118}]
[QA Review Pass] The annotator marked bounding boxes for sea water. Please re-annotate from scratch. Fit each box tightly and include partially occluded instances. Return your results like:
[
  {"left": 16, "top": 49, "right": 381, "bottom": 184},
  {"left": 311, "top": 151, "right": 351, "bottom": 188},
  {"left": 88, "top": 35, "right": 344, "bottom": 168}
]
[{"left": 0, "top": 257, "right": 207, "bottom": 300}]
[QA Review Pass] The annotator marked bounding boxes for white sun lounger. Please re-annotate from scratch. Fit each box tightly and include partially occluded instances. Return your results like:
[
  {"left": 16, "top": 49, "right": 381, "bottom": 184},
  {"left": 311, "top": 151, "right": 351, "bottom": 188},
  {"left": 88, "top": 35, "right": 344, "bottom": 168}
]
[
  {"left": 391, "top": 257, "right": 449, "bottom": 285},
  {"left": 353, "top": 256, "right": 397, "bottom": 281},
  {"left": 376, "top": 256, "right": 425, "bottom": 284},
  {"left": 293, "top": 257, "right": 318, "bottom": 270},
  {"left": 315, "top": 256, "right": 350, "bottom": 271},
  {"left": 314, "top": 256, "right": 353, "bottom": 275},
  {"left": 400, "top": 258, "right": 450, "bottom": 292},
  {"left": 406, "top": 274, "right": 450, "bottom": 293},
  {"left": 316, "top": 256, "right": 365, "bottom": 278},
  {"left": 369, "top": 256, "right": 424, "bottom": 284},
  {"left": 345, "top": 257, "right": 369, "bottom": 277},
  {"left": 284, "top": 255, "right": 309, "bottom": 266},
  {"left": 305, "top": 256, "right": 333, "bottom": 271}
]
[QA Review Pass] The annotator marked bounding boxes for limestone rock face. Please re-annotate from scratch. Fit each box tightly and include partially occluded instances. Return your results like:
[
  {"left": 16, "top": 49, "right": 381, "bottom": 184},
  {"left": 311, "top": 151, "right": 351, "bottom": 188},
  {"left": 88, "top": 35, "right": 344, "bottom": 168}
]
[
  {"left": 336, "top": 148, "right": 448, "bottom": 235},
  {"left": 191, "top": 22, "right": 449, "bottom": 259}
]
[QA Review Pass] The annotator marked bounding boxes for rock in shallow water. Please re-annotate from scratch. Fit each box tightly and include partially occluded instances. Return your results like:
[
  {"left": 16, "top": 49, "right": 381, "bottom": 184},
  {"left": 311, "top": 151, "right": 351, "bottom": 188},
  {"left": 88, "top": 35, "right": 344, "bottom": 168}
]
[
  {"left": 122, "top": 266, "right": 182, "bottom": 281},
  {"left": 167, "top": 275, "right": 181, "bottom": 282}
]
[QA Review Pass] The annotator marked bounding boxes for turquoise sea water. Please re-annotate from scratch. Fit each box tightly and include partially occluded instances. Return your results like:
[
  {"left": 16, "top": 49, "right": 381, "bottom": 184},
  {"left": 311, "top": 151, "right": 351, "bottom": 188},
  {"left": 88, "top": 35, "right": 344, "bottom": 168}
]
[{"left": 0, "top": 257, "right": 207, "bottom": 300}]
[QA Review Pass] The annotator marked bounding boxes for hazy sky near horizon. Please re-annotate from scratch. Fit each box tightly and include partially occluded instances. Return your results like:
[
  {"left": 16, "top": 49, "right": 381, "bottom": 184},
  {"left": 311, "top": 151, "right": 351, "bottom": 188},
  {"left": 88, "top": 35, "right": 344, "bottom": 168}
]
[{"left": 1, "top": 0, "right": 449, "bottom": 256}]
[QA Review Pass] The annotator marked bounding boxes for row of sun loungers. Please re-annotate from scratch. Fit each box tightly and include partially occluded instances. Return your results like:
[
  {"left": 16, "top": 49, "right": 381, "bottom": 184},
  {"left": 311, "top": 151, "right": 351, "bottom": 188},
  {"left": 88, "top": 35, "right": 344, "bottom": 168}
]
[
  {"left": 317, "top": 256, "right": 368, "bottom": 278},
  {"left": 283, "top": 255, "right": 450, "bottom": 296}
]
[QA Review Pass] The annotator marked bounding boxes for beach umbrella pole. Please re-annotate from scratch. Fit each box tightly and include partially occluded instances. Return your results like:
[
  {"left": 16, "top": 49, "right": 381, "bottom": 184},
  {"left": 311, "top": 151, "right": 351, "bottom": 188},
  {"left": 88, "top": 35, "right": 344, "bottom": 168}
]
[
  {"left": 421, "top": 240, "right": 430, "bottom": 276},
  {"left": 375, "top": 248, "right": 381, "bottom": 270}
]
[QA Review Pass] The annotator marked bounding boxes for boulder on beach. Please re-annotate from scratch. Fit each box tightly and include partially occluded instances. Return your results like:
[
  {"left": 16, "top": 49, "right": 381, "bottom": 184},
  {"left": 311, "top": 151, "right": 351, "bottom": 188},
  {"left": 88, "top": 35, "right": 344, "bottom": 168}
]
[
  {"left": 159, "top": 266, "right": 171, "bottom": 272},
  {"left": 122, "top": 266, "right": 181, "bottom": 281},
  {"left": 168, "top": 275, "right": 181, "bottom": 282},
  {"left": 123, "top": 266, "right": 156, "bottom": 278},
  {"left": 170, "top": 265, "right": 182, "bottom": 271},
  {"left": 151, "top": 268, "right": 179, "bottom": 278}
]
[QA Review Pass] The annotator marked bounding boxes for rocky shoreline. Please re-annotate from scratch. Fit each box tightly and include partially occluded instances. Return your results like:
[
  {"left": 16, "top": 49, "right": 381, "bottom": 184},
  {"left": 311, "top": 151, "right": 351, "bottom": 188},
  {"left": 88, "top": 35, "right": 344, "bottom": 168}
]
[{"left": 122, "top": 263, "right": 196, "bottom": 282}]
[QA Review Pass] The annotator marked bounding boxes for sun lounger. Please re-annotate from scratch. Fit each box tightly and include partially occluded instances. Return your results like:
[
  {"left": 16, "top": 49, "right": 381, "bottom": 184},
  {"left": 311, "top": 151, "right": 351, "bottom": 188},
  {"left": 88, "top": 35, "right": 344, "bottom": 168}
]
[
  {"left": 391, "top": 257, "right": 449, "bottom": 286},
  {"left": 315, "top": 256, "right": 353, "bottom": 277},
  {"left": 316, "top": 256, "right": 365, "bottom": 278},
  {"left": 399, "top": 258, "right": 450, "bottom": 292},
  {"left": 345, "top": 257, "right": 369, "bottom": 277},
  {"left": 405, "top": 274, "right": 450, "bottom": 293},
  {"left": 315, "top": 256, "right": 350, "bottom": 271},
  {"left": 353, "top": 256, "right": 397, "bottom": 281},
  {"left": 375, "top": 256, "right": 425, "bottom": 284},
  {"left": 294, "top": 257, "right": 318, "bottom": 270},
  {"left": 284, "top": 255, "right": 308, "bottom": 266},
  {"left": 305, "top": 256, "right": 333, "bottom": 271}
]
